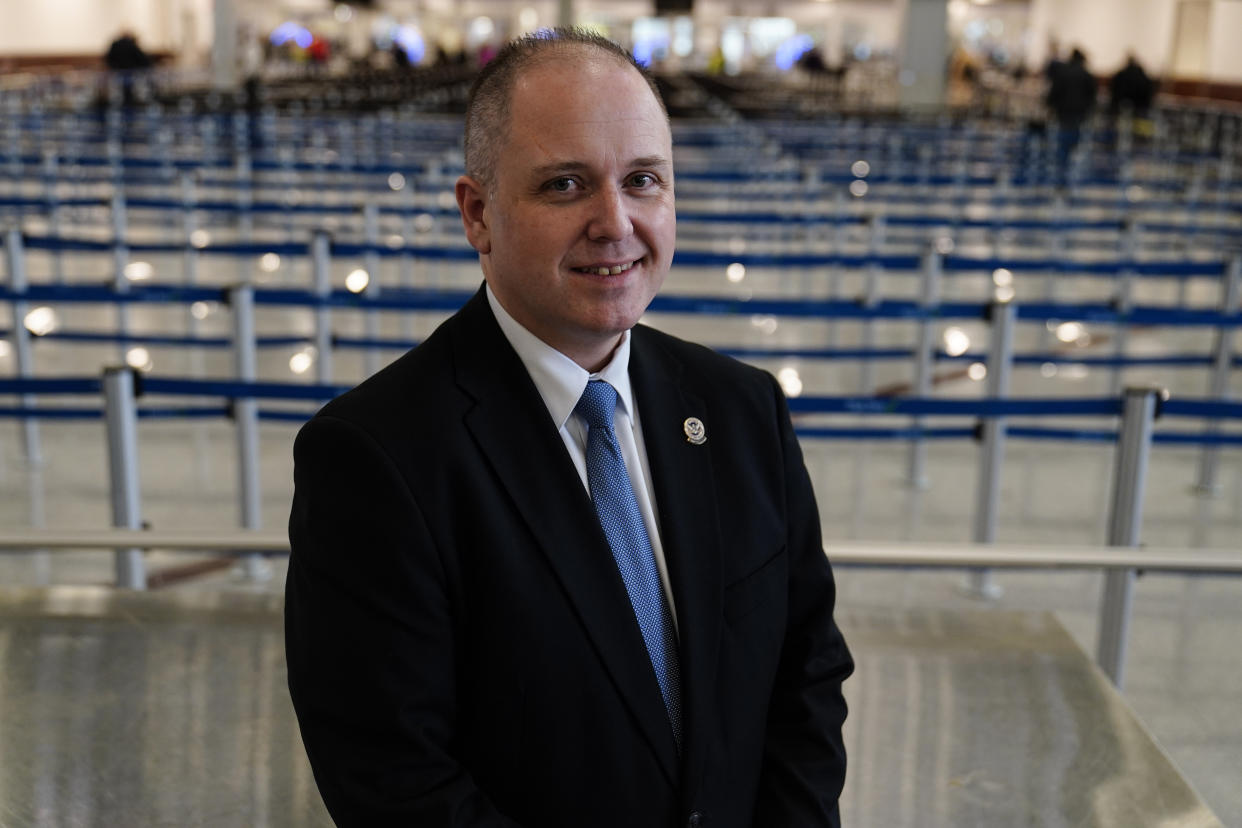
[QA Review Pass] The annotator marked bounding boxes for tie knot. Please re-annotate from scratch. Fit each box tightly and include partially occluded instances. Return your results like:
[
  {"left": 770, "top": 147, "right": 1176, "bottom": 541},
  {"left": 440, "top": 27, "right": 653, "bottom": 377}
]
[{"left": 576, "top": 380, "right": 618, "bottom": 431}]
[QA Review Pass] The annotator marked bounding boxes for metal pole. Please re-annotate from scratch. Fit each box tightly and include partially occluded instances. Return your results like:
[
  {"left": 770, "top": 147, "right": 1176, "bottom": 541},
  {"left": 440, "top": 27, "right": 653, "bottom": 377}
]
[
  {"left": 42, "top": 151, "right": 64, "bottom": 284},
  {"left": 860, "top": 214, "right": 885, "bottom": 394},
  {"left": 111, "top": 188, "right": 130, "bottom": 361},
  {"left": 1040, "top": 193, "right": 1068, "bottom": 351},
  {"left": 182, "top": 173, "right": 199, "bottom": 290},
  {"left": 363, "top": 201, "right": 382, "bottom": 377},
  {"left": 1096, "top": 386, "right": 1163, "bottom": 687},
  {"left": 103, "top": 367, "right": 146, "bottom": 589},
  {"left": 402, "top": 185, "right": 418, "bottom": 339},
  {"left": 5, "top": 227, "right": 42, "bottom": 466},
  {"left": 907, "top": 244, "right": 941, "bottom": 489},
  {"left": 825, "top": 190, "right": 847, "bottom": 349},
  {"left": 230, "top": 284, "right": 268, "bottom": 581},
  {"left": 968, "top": 297, "right": 1017, "bottom": 600},
  {"left": 1110, "top": 217, "right": 1139, "bottom": 396},
  {"left": 1194, "top": 255, "right": 1241, "bottom": 494},
  {"left": 5, "top": 225, "right": 51, "bottom": 582},
  {"left": 312, "top": 232, "right": 334, "bottom": 384}
]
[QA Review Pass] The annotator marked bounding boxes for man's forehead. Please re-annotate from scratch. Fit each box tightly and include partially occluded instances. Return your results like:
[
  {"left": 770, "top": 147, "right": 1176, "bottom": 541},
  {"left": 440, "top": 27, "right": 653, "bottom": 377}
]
[
  {"left": 511, "top": 61, "right": 665, "bottom": 125},
  {"left": 513, "top": 48, "right": 651, "bottom": 100}
]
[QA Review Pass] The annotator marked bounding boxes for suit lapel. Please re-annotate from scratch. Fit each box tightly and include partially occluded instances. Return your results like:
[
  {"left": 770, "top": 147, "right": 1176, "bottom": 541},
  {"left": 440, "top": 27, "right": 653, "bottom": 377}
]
[
  {"left": 630, "top": 327, "right": 723, "bottom": 799},
  {"left": 448, "top": 290, "right": 680, "bottom": 782}
]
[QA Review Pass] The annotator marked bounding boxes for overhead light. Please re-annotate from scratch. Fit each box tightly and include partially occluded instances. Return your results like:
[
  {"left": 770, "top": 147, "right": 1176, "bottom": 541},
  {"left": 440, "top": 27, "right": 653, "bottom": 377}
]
[
  {"left": 124, "top": 261, "right": 154, "bottom": 281},
  {"left": 942, "top": 327, "right": 971, "bottom": 357},
  {"left": 345, "top": 269, "right": 370, "bottom": 293},
  {"left": 24, "top": 306, "right": 59, "bottom": 336},
  {"left": 126, "top": 347, "right": 153, "bottom": 372},
  {"left": 290, "top": 347, "right": 316, "bottom": 375},
  {"left": 777, "top": 367, "right": 803, "bottom": 397}
]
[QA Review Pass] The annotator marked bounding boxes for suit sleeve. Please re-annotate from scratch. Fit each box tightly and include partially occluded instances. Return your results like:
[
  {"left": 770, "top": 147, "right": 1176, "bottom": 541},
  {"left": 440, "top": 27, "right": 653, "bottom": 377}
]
[
  {"left": 752, "top": 379, "right": 855, "bottom": 827},
  {"left": 285, "top": 415, "right": 523, "bottom": 828}
]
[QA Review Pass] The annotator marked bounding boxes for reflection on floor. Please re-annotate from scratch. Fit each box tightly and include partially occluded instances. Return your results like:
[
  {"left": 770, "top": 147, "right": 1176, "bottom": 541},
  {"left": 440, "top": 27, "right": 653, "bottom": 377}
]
[
  {"left": 839, "top": 606, "right": 1221, "bottom": 828},
  {"left": 0, "top": 588, "right": 1221, "bottom": 827}
]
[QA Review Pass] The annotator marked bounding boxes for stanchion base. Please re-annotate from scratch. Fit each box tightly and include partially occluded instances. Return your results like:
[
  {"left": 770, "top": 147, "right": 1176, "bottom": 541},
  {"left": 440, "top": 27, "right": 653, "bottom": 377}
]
[
  {"left": 906, "top": 475, "right": 931, "bottom": 491},
  {"left": 962, "top": 571, "right": 1005, "bottom": 601},
  {"left": 1190, "top": 483, "right": 1221, "bottom": 499},
  {"left": 233, "top": 555, "right": 272, "bottom": 583}
]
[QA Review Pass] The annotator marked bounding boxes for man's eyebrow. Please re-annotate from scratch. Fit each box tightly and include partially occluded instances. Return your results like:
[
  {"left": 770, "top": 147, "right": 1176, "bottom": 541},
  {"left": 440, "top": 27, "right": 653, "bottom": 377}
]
[
  {"left": 630, "top": 155, "right": 673, "bottom": 169},
  {"left": 529, "top": 156, "right": 673, "bottom": 178},
  {"left": 529, "top": 161, "right": 590, "bottom": 179}
]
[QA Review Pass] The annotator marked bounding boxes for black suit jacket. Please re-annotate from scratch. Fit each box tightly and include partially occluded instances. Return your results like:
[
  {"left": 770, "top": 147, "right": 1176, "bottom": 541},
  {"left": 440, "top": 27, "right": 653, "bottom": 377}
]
[{"left": 286, "top": 287, "right": 853, "bottom": 827}]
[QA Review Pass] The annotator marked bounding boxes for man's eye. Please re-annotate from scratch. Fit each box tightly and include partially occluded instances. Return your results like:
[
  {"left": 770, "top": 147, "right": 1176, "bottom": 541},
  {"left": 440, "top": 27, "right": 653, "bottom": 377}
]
[
  {"left": 629, "top": 173, "right": 656, "bottom": 188},
  {"left": 547, "top": 177, "right": 578, "bottom": 192}
]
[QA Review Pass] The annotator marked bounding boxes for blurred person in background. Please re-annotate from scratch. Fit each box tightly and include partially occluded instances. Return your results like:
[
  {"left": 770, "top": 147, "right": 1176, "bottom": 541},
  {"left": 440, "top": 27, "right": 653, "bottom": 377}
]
[{"left": 1046, "top": 47, "right": 1097, "bottom": 184}]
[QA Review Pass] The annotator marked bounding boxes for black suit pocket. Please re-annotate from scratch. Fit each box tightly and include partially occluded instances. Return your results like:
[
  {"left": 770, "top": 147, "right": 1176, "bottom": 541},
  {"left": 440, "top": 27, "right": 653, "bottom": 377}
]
[{"left": 723, "top": 548, "right": 786, "bottom": 625}]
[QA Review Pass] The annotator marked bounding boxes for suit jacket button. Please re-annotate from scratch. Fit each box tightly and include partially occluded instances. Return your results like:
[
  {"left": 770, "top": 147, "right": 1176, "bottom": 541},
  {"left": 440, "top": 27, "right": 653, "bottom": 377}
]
[{"left": 687, "top": 812, "right": 704, "bottom": 827}]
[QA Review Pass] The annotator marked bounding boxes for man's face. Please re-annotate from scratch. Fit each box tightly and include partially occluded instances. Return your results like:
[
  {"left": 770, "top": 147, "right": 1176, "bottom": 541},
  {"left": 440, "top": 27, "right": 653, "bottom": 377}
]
[{"left": 456, "top": 54, "right": 676, "bottom": 370}]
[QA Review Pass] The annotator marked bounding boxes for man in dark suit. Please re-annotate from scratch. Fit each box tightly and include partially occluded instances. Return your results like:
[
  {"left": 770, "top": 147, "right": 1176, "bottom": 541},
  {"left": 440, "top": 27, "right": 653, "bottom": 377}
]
[{"left": 285, "top": 28, "right": 853, "bottom": 828}]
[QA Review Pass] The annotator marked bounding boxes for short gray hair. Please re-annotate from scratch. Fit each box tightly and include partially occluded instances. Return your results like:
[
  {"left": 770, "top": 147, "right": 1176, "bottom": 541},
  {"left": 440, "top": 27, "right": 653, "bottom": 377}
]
[{"left": 462, "top": 27, "right": 668, "bottom": 189}]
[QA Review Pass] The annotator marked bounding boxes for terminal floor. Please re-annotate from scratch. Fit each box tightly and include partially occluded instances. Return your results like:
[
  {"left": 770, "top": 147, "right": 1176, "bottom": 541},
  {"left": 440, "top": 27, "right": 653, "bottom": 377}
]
[
  {"left": 0, "top": 589, "right": 1224, "bottom": 827},
  {"left": 1, "top": 251, "right": 1240, "bottom": 823}
]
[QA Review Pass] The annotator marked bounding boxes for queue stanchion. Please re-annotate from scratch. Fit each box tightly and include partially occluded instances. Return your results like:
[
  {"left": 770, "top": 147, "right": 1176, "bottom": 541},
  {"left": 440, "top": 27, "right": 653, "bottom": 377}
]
[
  {"left": 312, "top": 231, "right": 334, "bottom": 384},
  {"left": 1096, "top": 385, "right": 1165, "bottom": 688},
  {"left": 859, "top": 213, "right": 886, "bottom": 393},
  {"left": 181, "top": 173, "right": 199, "bottom": 294},
  {"left": 5, "top": 227, "right": 42, "bottom": 466},
  {"left": 235, "top": 138, "right": 254, "bottom": 288},
  {"left": 111, "top": 188, "right": 130, "bottom": 362},
  {"left": 1194, "top": 254, "right": 1241, "bottom": 495},
  {"left": 362, "top": 201, "right": 382, "bottom": 377},
  {"left": 278, "top": 146, "right": 298, "bottom": 256},
  {"left": 968, "top": 295, "right": 1017, "bottom": 601},
  {"left": 1213, "top": 135, "right": 1233, "bottom": 230},
  {"left": 3, "top": 224, "right": 52, "bottom": 582},
  {"left": 230, "top": 283, "right": 268, "bottom": 581},
  {"left": 401, "top": 183, "right": 418, "bottom": 340},
  {"left": 825, "top": 189, "right": 847, "bottom": 349},
  {"left": 3, "top": 94, "right": 21, "bottom": 192},
  {"left": 41, "top": 150, "right": 64, "bottom": 284},
  {"left": 917, "top": 144, "right": 933, "bottom": 197},
  {"left": 989, "top": 169, "right": 1012, "bottom": 257},
  {"left": 1111, "top": 217, "right": 1140, "bottom": 396},
  {"left": 907, "top": 244, "right": 942, "bottom": 489},
  {"left": 426, "top": 158, "right": 448, "bottom": 292},
  {"left": 103, "top": 366, "right": 146, "bottom": 589},
  {"left": 1040, "top": 192, "right": 1069, "bottom": 352}
]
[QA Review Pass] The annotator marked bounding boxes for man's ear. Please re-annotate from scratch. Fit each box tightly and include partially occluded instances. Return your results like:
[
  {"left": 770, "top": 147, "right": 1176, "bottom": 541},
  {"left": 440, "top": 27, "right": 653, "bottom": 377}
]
[{"left": 455, "top": 175, "right": 491, "bottom": 255}]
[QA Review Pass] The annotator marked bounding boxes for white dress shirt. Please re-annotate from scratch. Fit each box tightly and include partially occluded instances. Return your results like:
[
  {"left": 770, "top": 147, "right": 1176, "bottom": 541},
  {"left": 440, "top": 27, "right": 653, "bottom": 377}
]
[{"left": 486, "top": 286, "right": 678, "bottom": 629}]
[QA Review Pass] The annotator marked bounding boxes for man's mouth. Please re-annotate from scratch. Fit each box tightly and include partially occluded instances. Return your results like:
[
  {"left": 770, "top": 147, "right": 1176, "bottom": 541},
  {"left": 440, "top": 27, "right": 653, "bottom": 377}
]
[{"left": 572, "top": 259, "right": 639, "bottom": 276}]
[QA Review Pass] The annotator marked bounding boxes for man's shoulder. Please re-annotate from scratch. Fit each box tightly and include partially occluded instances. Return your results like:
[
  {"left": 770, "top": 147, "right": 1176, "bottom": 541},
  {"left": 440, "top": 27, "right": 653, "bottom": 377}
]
[
  {"left": 632, "top": 324, "right": 785, "bottom": 421},
  {"left": 634, "top": 324, "right": 776, "bottom": 388},
  {"left": 312, "top": 313, "right": 464, "bottom": 440}
]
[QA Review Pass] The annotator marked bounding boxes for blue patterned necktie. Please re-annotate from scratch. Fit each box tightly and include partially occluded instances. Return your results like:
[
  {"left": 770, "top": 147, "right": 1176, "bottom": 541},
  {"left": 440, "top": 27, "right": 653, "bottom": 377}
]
[{"left": 576, "top": 379, "right": 683, "bottom": 751}]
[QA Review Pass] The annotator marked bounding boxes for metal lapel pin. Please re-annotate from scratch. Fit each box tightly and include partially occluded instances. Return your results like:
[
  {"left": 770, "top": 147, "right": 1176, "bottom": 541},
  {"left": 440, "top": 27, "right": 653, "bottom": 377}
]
[{"left": 683, "top": 417, "right": 706, "bottom": 445}]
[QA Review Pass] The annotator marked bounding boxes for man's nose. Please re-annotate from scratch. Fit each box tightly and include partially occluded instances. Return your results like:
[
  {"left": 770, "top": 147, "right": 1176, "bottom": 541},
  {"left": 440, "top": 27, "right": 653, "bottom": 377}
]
[{"left": 586, "top": 187, "right": 633, "bottom": 241}]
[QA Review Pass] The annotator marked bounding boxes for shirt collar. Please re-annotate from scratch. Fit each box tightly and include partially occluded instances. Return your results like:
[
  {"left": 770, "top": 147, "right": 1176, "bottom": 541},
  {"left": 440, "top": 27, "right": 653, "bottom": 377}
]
[{"left": 486, "top": 284, "right": 634, "bottom": 430}]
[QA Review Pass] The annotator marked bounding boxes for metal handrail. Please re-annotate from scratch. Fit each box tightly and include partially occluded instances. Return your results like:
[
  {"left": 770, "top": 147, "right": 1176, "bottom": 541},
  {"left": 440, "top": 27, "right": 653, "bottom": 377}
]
[{"left": 2, "top": 530, "right": 1239, "bottom": 573}]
